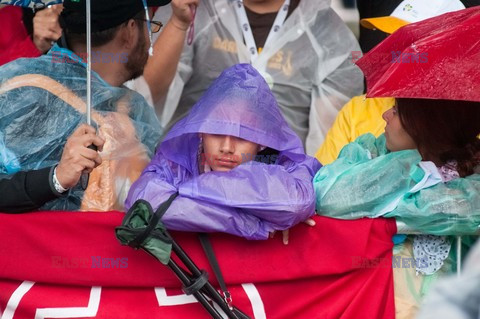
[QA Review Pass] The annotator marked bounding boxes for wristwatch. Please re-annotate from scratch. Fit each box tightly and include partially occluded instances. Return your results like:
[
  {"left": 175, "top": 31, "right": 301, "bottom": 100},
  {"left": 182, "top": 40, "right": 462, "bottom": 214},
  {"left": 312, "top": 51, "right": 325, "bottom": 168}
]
[{"left": 52, "top": 166, "right": 68, "bottom": 193}]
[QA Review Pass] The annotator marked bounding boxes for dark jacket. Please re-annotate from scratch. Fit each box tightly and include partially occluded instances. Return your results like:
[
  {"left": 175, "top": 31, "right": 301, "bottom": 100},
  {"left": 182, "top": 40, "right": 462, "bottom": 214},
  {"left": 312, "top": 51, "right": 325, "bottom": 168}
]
[{"left": 0, "top": 166, "right": 62, "bottom": 213}]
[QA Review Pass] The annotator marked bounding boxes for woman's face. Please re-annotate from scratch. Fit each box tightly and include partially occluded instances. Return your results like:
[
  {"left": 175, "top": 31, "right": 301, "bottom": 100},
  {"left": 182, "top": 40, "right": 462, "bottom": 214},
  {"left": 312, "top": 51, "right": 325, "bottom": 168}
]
[
  {"left": 201, "top": 134, "right": 260, "bottom": 172},
  {"left": 382, "top": 106, "right": 417, "bottom": 152}
]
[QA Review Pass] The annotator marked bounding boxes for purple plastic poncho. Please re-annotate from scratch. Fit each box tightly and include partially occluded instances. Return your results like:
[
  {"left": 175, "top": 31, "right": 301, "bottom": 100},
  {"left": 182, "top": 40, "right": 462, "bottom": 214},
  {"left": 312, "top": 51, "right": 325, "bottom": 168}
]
[{"left": 126, "top": 64, "right": 321, "bottom": 240}]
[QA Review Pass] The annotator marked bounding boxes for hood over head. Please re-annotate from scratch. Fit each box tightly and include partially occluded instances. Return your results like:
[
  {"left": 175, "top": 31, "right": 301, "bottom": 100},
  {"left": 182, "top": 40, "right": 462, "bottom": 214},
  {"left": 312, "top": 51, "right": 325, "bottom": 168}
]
[{"left": 160, "top": 64, "right": 306, "bottom": 173}]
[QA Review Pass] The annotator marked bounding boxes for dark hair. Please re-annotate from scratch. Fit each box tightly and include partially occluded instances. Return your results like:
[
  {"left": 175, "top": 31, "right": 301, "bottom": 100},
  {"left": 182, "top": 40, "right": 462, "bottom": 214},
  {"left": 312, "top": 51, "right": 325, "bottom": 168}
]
[
  {"left": 255, "top": 147, "right": 279, "bottom": 164},
  {"left": 396, "top": 98, "right": 480, "bottom": 177},
  {"left": 22, "top": 8, "right": 34, "bottom": 36},
  {"left": 64, "top": 10, "right": 144, "bottom": 47}
]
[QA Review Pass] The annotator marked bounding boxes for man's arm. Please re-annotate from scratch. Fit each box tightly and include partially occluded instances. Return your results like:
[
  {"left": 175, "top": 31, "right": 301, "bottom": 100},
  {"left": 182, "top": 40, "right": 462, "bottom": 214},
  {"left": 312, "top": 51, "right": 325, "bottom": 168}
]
[
  {"left": 143, "top": 0, "right": 198, "bottom": 104},
  {"left": 0, "top": 124, "right": 105, "bottom": 213},
  {"left": 0, "top": 167, "right": 59, "bottom": 213}
]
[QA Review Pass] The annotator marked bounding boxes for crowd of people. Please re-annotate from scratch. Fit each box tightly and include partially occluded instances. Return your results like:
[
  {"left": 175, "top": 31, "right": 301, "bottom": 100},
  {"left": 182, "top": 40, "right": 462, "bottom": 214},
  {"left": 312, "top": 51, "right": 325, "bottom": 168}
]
[{"left": 0, "top": 0, "right": 479, "bottom": 317}]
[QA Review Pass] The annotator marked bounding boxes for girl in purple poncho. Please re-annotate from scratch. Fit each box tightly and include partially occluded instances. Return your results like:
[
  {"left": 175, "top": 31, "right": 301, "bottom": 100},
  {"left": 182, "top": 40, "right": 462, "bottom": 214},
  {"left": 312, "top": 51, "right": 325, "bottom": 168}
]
[{"left": 125, "top": 64, "right": 321, "bottom": 241}]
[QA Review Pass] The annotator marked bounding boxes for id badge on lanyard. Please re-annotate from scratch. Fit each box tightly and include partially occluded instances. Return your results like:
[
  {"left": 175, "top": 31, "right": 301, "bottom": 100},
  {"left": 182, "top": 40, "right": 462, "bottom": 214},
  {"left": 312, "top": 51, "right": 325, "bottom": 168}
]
[{"left": 232, "top": 0, "right": 290, "bottom": 63}]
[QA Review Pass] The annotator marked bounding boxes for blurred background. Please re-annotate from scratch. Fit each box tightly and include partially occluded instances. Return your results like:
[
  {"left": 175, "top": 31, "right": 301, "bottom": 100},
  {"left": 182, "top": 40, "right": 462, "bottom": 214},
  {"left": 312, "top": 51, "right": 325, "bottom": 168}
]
[{"left": 331, "top": 0, "right": 360, "bottom": 37}]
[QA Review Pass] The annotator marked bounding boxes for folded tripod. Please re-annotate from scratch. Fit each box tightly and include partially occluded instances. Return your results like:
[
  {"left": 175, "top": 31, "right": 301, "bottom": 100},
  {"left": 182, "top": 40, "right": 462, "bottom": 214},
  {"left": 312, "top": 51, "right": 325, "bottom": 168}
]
[{"left": 115, "top": 195, "right": 251, "bottom": 319}]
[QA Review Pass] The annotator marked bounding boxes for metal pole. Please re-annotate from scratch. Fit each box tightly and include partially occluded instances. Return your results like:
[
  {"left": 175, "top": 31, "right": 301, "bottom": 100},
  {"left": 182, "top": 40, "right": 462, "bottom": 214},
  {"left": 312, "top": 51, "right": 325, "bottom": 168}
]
[
  {"left": 170, "top": 239, "right": 249, "bottom": 319},
  {"left": 167, "top": 260, "right": 225, "bottom": 319},
  {"left": 456, "top": 236, "right": 462, "bottom": 277},
  {"left": 80, "top": 0, "right": 94, "bottom": 190},
  {"left": 86, "top": 0, "right": 92, "bottom": 125}
]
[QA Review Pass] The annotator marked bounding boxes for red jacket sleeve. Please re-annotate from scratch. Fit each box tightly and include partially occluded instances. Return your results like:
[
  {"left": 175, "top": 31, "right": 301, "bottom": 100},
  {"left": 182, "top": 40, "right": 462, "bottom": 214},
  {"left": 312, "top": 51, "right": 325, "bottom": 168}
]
[{"left": 0, "top": 6, "right": 41, "bottom": 66}]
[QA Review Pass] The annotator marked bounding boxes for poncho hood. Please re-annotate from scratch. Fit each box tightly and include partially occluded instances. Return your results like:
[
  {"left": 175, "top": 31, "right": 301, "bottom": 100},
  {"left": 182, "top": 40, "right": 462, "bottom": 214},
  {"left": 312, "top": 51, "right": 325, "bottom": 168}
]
[
  {"left": 126, "top": 64, "right": 321, "bottom": 239},
  {"left": 160, "top": 64, "right": 307, "bottom": 173}
]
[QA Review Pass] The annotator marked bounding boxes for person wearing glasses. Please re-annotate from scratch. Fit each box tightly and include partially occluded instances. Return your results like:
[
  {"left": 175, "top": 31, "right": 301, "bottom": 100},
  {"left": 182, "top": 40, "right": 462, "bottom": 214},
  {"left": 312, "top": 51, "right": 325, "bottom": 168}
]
[{"left": 0, "top": 0, "right": 196, "bottom": 212}]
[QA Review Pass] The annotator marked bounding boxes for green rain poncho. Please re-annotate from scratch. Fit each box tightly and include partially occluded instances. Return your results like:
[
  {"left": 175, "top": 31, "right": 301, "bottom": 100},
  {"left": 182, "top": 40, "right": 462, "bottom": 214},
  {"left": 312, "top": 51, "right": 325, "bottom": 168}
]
[{"left": 314, "top": 134, "right": 480, "bottom": 236}]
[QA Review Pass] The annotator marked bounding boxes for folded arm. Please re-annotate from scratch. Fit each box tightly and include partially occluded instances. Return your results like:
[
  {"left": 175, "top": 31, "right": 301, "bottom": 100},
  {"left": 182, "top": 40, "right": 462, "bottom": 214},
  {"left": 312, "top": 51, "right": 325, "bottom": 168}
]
[
  {"left": 314, "top": 135, "right": 423, "bottom": 218},
  {"left": 179, "top": 158, "right": 319, "bottom": 228},
  {"left": 389, "top": 173, "right": 480, "bottom": 235},
  {"left": 126, "top": 155, "right": 319, "bottom": 239}
]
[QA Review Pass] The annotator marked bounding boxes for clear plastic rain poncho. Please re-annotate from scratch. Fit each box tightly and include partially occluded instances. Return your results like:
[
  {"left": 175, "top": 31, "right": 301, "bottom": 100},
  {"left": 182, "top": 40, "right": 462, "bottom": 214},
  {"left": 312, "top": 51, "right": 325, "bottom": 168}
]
[
  {"left": 0, "top": 45, "right": 161, "bottom": 211},
  {"left": 126, "top": 64, "right": 321, "bottom": 240},
  {"left": 148, "top": 0, "right": 363, "bottom": 155},
  {"left": 314, "top": 134, "right": 480, "bottom": 235}
]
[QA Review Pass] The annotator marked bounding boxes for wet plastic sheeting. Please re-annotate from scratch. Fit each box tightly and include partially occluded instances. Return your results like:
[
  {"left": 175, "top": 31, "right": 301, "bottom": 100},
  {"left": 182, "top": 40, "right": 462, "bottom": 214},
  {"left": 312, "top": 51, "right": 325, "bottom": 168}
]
[
  {"left": 0, "top": 46, "right": 161, "bottom": 211},
  {"left": 126, "top": 64, "right": 321, "bottom": 239},
  {"left": 357, "top": 6, "right": 480, "bottom": 102}
]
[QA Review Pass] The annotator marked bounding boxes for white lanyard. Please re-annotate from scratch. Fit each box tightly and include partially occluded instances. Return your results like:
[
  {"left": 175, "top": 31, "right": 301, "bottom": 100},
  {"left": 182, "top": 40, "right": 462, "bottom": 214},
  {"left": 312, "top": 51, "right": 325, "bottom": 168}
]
[{"left": 233, "top": 0, "right": 290, "bottom": 62}]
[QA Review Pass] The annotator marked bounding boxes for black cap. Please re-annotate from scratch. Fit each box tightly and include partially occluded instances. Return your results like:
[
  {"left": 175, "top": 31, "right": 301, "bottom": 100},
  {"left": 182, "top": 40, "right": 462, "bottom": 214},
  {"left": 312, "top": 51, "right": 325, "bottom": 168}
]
[{"left": 61, "top": 0, "right": 171, "bottom": 33}]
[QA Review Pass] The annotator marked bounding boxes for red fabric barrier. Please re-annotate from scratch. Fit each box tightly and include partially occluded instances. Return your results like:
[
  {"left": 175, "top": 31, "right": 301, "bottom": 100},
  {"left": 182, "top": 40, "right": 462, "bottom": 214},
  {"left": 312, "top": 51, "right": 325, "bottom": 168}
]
[{"left": 0, "top": 212, "right": 396, "bottom": 318}]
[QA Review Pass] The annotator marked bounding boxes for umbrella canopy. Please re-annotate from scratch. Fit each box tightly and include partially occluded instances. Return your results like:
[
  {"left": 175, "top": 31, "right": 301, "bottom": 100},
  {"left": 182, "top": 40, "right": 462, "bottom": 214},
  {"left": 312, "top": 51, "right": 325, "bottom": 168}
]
[{"left": 356, "top": 6, "right": 480, "bottom": 102}]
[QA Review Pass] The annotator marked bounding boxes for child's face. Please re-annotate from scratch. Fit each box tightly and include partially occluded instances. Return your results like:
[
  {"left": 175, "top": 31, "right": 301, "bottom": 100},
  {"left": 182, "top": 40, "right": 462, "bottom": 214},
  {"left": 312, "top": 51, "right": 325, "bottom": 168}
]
[
  {"left": 382, "top": 106, "right": 416, "bottom": 152},
  {"left": 201, "top": 134, "right": 260, "bottom": 172}
]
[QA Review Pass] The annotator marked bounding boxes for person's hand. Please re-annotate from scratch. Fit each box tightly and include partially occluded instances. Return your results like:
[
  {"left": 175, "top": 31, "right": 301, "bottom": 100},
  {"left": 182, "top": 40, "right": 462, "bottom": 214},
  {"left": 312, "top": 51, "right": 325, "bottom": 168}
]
[
  {"left": 56, "top": 124, "right": 105, "bottom": 189},
  {"left": 32, "top": 5, "right": 63, "bottom": 53},
  {"left": 269, "top": 218, "right": 316, "bottom": 245},
  {"left": 170, "top": 0, "right": 199, "bottom": 31}
]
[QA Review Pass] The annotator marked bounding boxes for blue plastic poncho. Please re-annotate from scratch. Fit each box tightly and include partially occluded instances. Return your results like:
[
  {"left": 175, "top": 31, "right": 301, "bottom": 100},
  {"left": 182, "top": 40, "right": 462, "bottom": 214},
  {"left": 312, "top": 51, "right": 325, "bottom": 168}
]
[
  {"left": 314, "top": 134, "right": 480, "bottom": 235},
  {"left": 0, "top": 0, "right": 60, "bottom": 8},
  {"left": 0, "top": 45, "right": 161, "bottom": 211},
  {"left": 126, "top": 64, "right": 321, "bottom": 240}
]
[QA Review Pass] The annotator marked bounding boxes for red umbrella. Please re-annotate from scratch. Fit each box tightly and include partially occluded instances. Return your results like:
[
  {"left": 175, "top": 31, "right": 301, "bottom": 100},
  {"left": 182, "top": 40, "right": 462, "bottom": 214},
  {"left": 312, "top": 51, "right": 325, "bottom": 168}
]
[{"left": 356, "top": 6, "right": 480, "bottom": 102}]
